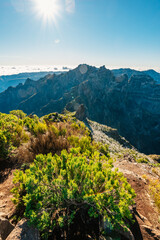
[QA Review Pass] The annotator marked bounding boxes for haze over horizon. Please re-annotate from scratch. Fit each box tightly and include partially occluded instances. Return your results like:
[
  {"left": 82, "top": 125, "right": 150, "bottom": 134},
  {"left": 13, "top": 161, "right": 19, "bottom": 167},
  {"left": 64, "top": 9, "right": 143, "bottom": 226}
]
[
  {"left": 1, "top": 64, "right": 160, "bottom": 77},
  {"left": 1, "top": 0, "right": 160, "bottom": 70}
]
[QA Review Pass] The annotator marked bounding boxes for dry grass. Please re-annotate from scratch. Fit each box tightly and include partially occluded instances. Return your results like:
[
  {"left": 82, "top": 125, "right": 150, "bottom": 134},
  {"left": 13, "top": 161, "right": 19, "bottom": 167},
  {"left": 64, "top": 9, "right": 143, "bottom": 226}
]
[{"left": 15, "top": 121, "right": 90, "bottom": 163}]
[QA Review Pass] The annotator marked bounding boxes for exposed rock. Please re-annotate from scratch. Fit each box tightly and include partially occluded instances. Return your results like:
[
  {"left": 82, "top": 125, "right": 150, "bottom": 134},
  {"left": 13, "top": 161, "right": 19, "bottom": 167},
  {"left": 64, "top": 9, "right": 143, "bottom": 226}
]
[
  {"left": 89, "top": 120, "right": 160, "bottom": 240},
  {"left": 0, "top": 215, "right": 14, "bottom": 240},
  {"left": 75, "top": 104, "right": 87, "bottom": 120},
  {"left": 0, "top": 212, "right": 8, "bottom": 218},
  {"left": 117, "top": 227, "right": 135, "bottom": 240},
  {"left": 141, "top": 225, "right": 160, "bottom": 240},
  {"left": 6, "top": 219, "right": 40, "bottom": 240}
]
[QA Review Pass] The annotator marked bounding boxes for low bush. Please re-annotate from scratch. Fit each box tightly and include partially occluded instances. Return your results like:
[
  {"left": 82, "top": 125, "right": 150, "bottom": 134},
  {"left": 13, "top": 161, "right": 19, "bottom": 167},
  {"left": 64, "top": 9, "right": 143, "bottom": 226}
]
[
  {"left": 149, "top": 179, "right": 160, "bottom": 212},
  {"left": 16, "top": 121, "right": 91, "bottom": 163},
  {"left": 142, "top": 175, "right": 160, "bottom": 213},
  {"left": 10, "top": 110, "right": 27, "bottom": 119},
  {"left": 0, "top": 112, "right": 29, "bottom": 158},
  {"left": 12, "top": 148, "right": 136, "bottom": 239},
  {"left": 136, "top": 157, "right": 149, "bottom": 164}
]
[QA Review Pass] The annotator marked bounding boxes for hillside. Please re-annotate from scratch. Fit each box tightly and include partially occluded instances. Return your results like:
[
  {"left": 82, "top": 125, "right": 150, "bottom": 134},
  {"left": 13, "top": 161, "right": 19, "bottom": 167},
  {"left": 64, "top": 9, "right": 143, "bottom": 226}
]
[
  {"left": 0, "top": 110, "right": 160, "bottom": 240},
  {"left": 0, "top": 64, "right": 159, "bottom": 154}
]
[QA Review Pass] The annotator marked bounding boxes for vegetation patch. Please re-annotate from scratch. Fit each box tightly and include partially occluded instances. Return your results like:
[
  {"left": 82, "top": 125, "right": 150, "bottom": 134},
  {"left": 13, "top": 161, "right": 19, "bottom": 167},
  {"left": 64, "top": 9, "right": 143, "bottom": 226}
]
[
  {"left": 12, "top": 146, "right": 135, "bottom": 239},
  {"left": 0, "top": 110, "right": 136, "bottom": 239},
  {"left": 0, "top": 111, "right": 29, "bottom": 159},
  {"left": 143, "top": 174, "right": 160, "bottom": 213}
]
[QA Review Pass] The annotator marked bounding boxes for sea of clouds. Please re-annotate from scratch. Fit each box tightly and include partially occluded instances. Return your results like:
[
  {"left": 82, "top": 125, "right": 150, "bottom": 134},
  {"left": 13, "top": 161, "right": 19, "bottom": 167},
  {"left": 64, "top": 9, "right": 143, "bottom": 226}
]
[{"left": 0, "top": 65, "right": 72, "bottom": 76}]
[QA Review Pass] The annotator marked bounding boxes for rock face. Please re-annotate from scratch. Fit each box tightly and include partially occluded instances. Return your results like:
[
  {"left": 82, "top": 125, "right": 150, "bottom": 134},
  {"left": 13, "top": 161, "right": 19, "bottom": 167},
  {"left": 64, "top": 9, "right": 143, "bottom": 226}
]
[
  {"left": 75, "top": 104, "right": 87, "bottom": 121},
  {"left": 0, "top": 214, "right": 14, "bottom": 240},
  {"left": 0, "top": 64, "right": 160, "bottom": 154},
  {"left": 6, "top": 219, "right": 40, "bottom": 240}
]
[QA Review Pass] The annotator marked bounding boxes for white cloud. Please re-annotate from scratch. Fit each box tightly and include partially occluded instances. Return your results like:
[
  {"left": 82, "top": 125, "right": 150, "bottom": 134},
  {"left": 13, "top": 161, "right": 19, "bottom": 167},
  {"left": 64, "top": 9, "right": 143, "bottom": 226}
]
[
  {"left": 65, "top": 0, "right": 75, "bottom": 13},
  {"left": 0, "top": 65, "right": 71, "bottom": 76},
  {"left": 54, "top": 39, "right": 60, "bottom": 44}
]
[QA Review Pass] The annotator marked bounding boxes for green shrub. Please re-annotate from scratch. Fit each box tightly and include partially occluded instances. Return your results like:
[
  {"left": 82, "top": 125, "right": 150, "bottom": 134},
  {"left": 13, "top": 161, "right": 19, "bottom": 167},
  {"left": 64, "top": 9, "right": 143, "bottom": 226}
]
[
  {"left": 24, "top": 117, "right": 47, "bottom": 136},
  {"left": 0, "top": 130, "right": 8, "bottom": 158},
  {"left": 136, "top": 157, "right": 149, "bottom": 164},
  {"left": 10, "top": 110, "right": 26, "bottom": 119},
  {"left": 0, "top": 112, "right": 29, "bottom": 158},
  {"left": 33, "top": 122, "right": 47, "bottom": 136},
  {"left": 12, "top": 148, "right": 135, "bottom": 239}
]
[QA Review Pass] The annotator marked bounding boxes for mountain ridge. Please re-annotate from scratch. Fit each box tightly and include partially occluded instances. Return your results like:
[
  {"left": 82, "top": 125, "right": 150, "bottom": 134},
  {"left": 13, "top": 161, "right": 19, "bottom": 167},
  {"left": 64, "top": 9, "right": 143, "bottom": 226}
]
[
  {"left": 112, "top": 67, "right": 160, "bottom": 83},
  {"left": 0, "top": 71, "right": 66, "bottom": 93},
  {"left": 0, "top": 64, "right": 160, "bottom": 154}
]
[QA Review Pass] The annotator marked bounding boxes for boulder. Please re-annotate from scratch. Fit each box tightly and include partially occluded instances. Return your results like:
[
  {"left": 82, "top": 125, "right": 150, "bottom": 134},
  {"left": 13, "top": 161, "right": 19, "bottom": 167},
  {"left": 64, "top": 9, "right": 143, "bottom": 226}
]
[
  {"left": 75, "top": 104, "right": 87, "bottom": 121},
  {"left": 6, "top": 219, "right": 40, "bottom": 240},
  {"left": 0, "top": 215, "right": 14, "bottom": 240}
]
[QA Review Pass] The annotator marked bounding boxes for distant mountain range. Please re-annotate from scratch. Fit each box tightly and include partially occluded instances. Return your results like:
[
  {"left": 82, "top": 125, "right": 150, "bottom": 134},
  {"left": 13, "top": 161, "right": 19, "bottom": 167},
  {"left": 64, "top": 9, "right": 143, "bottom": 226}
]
[
  {"left": 0, "top": 64, "right": 160, "bottom": 154},
  {"left": 112, "top": 68, "right": 160, "bottom": 83},
  {"left": 0, "top": 71, "right": 64, "bottom": 93},
  {"left": 0, "top": 67, "right": 160, "bottom": 94}
]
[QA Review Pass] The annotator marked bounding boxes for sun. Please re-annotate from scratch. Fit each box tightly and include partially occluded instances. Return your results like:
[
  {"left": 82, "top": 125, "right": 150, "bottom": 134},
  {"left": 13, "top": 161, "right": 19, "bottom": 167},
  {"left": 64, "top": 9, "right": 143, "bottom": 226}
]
[{"left": 32, "top": 0, "right": 61, "bottom": 25}]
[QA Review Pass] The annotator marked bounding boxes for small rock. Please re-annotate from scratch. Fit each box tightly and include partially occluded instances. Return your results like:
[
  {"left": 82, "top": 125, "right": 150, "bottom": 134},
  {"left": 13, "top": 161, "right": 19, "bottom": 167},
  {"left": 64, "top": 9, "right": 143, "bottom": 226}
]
[
  {"left": 0, "top": 216, "right": 14, "bottom": 240},
  {"left": 0, "top": 212, "right": 8, "bottom": 218},
  {"left": 6, "top": 218, "right": 40, "bottom": 240},
  {"left": 117, "top": 227, "right": 135, "bottom": 240},
  {"left": 141, "top": 225, "right": 160, "bottom": 239}
]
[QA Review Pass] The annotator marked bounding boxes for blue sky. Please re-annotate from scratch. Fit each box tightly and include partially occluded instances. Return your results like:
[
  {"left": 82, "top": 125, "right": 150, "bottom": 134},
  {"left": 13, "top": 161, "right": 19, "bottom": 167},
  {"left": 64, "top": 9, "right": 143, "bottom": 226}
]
[{"left": 0, "top": 0, "right": 160, "bottom": 70}]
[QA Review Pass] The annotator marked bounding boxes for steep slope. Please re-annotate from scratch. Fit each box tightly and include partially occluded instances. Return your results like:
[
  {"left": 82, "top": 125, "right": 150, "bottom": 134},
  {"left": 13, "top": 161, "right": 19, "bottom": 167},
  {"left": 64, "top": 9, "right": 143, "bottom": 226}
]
[{"left": 0, "top": 64, "right": 160, "bottom": 154}]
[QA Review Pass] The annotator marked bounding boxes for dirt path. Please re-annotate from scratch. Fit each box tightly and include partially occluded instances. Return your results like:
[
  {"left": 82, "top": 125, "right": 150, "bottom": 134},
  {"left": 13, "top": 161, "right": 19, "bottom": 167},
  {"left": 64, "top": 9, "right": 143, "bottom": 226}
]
[{"left": 0, "top": 171, "right": 15, "bottom": 219}]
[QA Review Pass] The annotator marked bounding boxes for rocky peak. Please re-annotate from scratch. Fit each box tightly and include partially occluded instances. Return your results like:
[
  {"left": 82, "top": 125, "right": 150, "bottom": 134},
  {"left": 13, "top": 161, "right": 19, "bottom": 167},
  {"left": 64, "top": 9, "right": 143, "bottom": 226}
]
[{"left": 24, "top": 78, "right": 34, "bottom": 85}]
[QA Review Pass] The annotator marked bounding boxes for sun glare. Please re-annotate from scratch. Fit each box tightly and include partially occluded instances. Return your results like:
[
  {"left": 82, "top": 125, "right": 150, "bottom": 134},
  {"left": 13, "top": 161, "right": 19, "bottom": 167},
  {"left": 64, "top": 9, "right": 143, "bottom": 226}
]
[{"left": 32, "top": 0, "right": 61, "bottom": 25}]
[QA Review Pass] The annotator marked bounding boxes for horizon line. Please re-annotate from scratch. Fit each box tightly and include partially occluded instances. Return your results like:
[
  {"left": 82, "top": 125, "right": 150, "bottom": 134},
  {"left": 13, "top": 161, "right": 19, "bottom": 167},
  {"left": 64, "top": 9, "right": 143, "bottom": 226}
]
[{"left": 0, "top": 64, "right": 160, "bottom": 76}]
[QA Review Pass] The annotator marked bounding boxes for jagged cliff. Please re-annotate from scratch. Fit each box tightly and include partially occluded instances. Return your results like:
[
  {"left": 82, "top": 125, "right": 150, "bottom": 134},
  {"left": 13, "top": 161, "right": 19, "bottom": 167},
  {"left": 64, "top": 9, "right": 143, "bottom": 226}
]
[{"left": 0, "top": 64, "right": 160, "bottom": 154}]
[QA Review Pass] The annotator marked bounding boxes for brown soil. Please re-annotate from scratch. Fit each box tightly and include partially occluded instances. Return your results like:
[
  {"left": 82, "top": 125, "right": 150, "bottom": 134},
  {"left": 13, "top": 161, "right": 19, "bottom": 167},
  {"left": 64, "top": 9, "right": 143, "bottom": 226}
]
[
  {"left": 115, "top": 159, "right": 160, "bottom": 240},
  {"left": 0, "top": 170, "right": 15, "bottom": 219}
]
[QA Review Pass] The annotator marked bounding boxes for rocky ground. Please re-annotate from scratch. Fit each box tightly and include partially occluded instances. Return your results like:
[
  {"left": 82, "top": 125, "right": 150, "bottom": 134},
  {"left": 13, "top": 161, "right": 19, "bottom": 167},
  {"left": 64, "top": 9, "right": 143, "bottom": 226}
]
[{"left": 87, "top": 119, "right": 160, "bottom": 240}]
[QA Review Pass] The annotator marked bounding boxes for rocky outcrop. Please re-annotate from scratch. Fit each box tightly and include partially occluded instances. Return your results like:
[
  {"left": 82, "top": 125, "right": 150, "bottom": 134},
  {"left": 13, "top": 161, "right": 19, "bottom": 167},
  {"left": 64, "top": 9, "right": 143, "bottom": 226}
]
[
  {"left": 0, "top": 64, "right": 160, "bottom": 154},
  {"left": 0, "top": 214, "right": 14, "bottom": 240},
  {"left": 6, "top": 219, "right": 40, "bottom": 240},
  {"left": 75, "top": 104, "right": 87, "bottom": 120}
]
